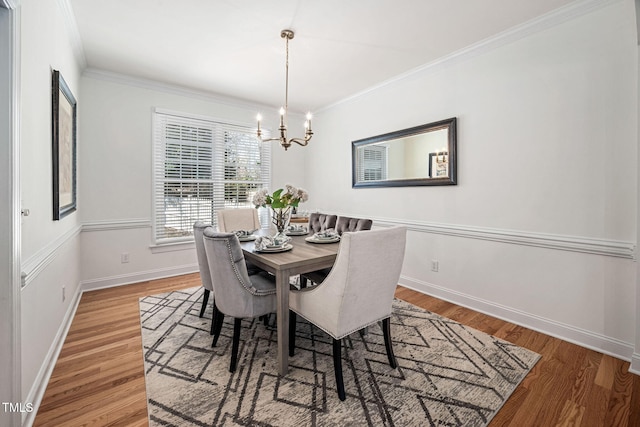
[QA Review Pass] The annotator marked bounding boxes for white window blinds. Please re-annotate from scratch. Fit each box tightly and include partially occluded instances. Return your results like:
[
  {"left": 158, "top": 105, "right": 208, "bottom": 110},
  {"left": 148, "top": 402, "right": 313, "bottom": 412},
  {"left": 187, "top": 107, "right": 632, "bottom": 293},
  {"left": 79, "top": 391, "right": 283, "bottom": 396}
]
[
  {"left": 153, "top": 110, "right": 271, "bottom": 243},
  {"left": 356, "top": 145, "right": 388, "bottom": 181}
]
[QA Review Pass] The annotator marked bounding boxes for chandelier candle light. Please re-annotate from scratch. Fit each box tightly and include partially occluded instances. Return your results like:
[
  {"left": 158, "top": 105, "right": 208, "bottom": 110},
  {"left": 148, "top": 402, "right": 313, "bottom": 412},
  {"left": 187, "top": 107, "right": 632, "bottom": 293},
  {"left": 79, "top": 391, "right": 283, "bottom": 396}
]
[{"left": 256, "top": 29, "right": 313, "bottom": 151}]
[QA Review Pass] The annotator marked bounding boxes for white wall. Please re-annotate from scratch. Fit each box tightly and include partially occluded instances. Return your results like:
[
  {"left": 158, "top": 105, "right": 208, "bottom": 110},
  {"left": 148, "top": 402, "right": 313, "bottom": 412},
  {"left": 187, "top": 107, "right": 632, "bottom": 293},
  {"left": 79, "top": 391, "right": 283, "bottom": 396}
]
[
  {"left": 19, "top": 0, "right": 84, "bottom": 417},
  {"left": 78, "top": 73, "right": 306, "bottom": 288},
  {"left": 308, "top": 0, "right": 638, "bottom": 359}
]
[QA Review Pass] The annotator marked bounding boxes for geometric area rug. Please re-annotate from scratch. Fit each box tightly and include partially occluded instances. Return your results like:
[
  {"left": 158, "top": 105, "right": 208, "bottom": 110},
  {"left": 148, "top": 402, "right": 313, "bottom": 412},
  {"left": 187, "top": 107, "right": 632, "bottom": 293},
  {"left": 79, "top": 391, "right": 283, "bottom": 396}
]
[{"left": 139, "top": 287, "right": 540, "bottom": 427}]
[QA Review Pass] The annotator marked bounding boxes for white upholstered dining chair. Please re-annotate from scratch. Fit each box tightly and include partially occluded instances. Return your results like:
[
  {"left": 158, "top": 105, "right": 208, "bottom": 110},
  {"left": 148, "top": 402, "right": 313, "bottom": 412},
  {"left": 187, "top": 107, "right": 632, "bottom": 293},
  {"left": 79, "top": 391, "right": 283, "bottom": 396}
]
[
  {"left": 300, "top": 215, "right": 373, "bottom": 287},
  {"left": 217, "top": 208, "right": 261, "bottom": 233},
  {"left": 288, "top": 226, "right": 407, "bottom": 400}
]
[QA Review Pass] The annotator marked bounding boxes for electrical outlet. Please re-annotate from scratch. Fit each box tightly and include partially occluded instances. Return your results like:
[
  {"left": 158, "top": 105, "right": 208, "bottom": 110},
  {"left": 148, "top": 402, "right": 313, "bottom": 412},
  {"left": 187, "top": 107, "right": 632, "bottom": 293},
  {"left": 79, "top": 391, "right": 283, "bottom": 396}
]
[
  {"left": 121, "top": 252, "right": 130, "bottom": 263},
  {"left": 431, "top": 260, "right": 439, "bottom": 272},
  {"left": 62, "top": 286, "right": 66, "bottom": 302}
]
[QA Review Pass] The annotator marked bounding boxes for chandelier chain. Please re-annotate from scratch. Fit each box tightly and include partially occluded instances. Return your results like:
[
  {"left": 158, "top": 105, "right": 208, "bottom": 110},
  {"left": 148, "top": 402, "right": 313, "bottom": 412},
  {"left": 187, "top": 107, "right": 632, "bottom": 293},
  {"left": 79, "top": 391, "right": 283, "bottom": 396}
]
[{"left": 256, "top": 29, "right": 313, "bottom": 150}]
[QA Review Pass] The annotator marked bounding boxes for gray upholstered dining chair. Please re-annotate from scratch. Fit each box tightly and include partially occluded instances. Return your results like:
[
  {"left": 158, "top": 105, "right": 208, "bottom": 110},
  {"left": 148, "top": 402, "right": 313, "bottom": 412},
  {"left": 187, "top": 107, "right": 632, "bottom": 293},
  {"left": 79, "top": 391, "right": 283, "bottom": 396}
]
[
  {"left": 193, "top": 221, "right": 218, "bottom": 335},
  {"left": 300, "top": 215, "right": 373, "bottom": 287},
  {"left": 307, "top": 212, "right": 337, "bottom": 234},
  {"left": 288, "top": 226, "right": 407, "bottom": 400},
  {"left": 217, "top": 208, "right": 261, "bottom": 233},
  {"left": 202, "top": 228, "right": 277, "bottom": 372}
]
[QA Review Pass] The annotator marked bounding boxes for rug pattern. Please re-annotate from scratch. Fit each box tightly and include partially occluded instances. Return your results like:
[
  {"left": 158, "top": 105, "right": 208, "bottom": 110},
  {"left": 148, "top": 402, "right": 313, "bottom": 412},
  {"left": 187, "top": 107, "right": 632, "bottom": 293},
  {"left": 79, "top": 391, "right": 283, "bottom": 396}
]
[{"left": 140, "top": 287, "right": 540, "bottom": 426}]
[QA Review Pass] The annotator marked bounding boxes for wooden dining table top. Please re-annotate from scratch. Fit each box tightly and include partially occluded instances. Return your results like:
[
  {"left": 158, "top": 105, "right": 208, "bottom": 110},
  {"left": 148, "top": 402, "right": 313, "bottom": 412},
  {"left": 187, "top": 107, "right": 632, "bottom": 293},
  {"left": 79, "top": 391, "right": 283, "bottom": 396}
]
[
  {"left": 239, "top": 232, "right": 341, "bottom": 375},
  {"left": 240, "top": 234, "right": 339, "bottom": 275}
]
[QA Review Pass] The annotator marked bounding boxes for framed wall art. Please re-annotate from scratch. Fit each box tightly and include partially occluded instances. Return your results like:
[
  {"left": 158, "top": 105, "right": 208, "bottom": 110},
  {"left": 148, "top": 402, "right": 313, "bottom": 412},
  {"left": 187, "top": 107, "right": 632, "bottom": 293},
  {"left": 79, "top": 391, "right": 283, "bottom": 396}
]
[
  {"left": 428, "top": 151, "right": 449, "bottom": 178},
  {"left": 51, "top": 69, "right": 77, "bottom": 220}
]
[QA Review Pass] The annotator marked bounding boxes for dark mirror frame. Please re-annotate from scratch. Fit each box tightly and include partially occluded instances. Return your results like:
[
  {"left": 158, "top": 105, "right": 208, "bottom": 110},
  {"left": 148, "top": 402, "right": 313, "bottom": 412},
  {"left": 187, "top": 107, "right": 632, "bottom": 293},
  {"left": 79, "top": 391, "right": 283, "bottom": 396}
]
[{"left": 352, "top": 117, "right": 457, "bottom": 188}]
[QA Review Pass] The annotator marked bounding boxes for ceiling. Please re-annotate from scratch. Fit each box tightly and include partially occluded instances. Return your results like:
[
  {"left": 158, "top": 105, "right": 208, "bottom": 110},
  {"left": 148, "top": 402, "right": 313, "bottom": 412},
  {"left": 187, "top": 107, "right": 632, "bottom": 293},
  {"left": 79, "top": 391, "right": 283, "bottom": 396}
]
[{"left": 68, "top": 0, "right": 576, "bottom": 113}]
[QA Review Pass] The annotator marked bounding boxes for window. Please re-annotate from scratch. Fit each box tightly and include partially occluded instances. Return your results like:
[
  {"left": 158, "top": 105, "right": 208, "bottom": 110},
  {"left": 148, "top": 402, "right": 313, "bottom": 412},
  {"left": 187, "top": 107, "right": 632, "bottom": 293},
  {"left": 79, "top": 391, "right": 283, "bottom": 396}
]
[
  {"left": 356, "top": 145, "right": 388, "bottom": 181},
  {"left": 153, "top": 109, "right": 271, "bottom": 243}
]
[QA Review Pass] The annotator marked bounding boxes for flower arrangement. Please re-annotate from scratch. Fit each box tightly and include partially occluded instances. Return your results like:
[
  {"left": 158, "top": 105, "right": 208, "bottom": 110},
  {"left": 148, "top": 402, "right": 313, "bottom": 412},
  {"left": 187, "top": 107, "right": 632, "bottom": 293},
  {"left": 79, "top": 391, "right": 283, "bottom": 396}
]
[
  {"left": 253, "top": 185, "right": 309, "bottom": 234},
  {"left": 252, "top": 184, "right": 309, "bottom": 209}
]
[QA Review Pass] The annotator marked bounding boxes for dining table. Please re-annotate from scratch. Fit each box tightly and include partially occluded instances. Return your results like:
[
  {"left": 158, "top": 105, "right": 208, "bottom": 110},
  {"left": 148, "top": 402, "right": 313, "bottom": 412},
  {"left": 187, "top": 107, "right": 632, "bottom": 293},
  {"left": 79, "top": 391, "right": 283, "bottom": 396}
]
[{"left": 240, "top": 233, "right": 340, "bottom": 375}]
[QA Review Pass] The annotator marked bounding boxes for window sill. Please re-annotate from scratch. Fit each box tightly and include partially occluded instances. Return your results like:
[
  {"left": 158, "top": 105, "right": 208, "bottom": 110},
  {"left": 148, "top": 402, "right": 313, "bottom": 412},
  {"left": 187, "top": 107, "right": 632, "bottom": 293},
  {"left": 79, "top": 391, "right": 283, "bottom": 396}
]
[{"left": 149, "top": 240, "right": 195, "bottom": 254}]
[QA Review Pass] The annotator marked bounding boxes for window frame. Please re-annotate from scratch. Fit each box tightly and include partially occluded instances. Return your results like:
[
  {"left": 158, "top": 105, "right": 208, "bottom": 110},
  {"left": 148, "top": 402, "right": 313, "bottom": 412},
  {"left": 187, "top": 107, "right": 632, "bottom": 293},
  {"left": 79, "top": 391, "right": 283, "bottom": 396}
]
[{"left": 152, "top": 108, "right": 271, "bottom": 245}]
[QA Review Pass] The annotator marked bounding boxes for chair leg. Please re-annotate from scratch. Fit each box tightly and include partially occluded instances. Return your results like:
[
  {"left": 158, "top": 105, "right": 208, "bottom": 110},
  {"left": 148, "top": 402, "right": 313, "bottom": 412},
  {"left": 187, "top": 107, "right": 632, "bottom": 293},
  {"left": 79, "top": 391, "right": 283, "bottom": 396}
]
[
  {"left": 333, "top": 338, "right": 346, "bottom": 401},
  {"left": 299, "top": 276, "right": 308, "bottom": 289},
  {"left": 210, "top": 297, "right": 216, "bottom": 335},
  {"left": 229, "top": 318, "right": 242, "bottom": 372},
  {"left": 289, "top": 311, "right": 297, "bottom": 357},
  {"left": 382, "top": 317, "right": 397, "bottom": 369},
  {"left": 211, "top": 302, "right": 225, "bottom": 347},
  {"left": 199, "top": 289, "right": 210, "bottom": 318}
]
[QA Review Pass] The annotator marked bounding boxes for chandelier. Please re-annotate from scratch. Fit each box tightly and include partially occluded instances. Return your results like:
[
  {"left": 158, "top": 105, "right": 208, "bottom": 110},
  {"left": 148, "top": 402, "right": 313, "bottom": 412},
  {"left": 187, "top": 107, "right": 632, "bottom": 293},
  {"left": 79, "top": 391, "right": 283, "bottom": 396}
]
[{"left": 256, "top": 29, "right": 313, "bottom": 151}]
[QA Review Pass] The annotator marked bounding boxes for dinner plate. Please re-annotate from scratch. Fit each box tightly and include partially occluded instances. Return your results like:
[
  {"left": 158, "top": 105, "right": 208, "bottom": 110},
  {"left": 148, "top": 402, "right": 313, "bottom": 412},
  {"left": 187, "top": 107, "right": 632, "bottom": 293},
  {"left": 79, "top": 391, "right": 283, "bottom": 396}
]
[
  {"left": 305, "top": 236, "right": 340, "bottom": 244},
  {"left": 238, "top": 235, "right": 257, "bottom": 242},
  {"left": 256, "top": 243, "right": 293, "bottom": 253},
  {"left": 285, "top": 230, "right": 308, "bottom": 236}
]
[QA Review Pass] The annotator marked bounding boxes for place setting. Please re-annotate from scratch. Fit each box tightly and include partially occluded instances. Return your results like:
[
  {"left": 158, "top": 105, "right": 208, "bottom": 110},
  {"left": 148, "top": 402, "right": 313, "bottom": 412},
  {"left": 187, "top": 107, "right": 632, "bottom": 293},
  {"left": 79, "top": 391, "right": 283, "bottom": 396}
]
[
  {"left": 233, "top": 229, "right": 258, "bottom": 242},
  {"left": 285, "top": 224, "right": 308, "bottom": 236},
  {"left": 305, "top": 229, "right": 340, "bottom": 244},
  {"left": 254, "top": 234, "right": 293, "bottom": 253}
]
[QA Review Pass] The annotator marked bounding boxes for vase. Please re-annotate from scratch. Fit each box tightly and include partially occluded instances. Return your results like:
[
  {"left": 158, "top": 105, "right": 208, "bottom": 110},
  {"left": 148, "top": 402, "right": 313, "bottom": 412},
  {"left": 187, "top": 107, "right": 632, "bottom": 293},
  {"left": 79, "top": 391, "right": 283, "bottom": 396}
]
[{"left": 271, "top": 206, "right": 292, "bottom": 244}]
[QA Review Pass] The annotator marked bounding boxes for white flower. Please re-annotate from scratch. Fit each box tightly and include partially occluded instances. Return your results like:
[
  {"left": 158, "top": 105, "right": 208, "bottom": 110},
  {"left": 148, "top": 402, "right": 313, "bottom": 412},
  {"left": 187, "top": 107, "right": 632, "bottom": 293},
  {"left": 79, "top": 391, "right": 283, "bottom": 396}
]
[
  {"left": 296, "top": 188, "right": 309, "bottom": 202},
  {"left": 252, "top": 188, "right": 269, "bottom": 207}
]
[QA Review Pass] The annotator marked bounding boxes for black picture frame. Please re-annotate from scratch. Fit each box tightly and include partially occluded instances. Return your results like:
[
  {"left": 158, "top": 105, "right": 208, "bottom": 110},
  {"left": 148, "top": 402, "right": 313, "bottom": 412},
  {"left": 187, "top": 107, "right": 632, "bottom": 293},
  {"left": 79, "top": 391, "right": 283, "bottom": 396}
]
[{"left": 52, "top": 69, "right": 77, "bottom": 220}]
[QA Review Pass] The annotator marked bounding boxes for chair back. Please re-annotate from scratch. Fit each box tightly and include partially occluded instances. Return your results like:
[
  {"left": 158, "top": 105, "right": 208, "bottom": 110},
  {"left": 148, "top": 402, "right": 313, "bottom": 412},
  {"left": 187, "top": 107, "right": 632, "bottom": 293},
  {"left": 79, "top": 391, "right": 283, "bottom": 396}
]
[
  {"left": 308, "top": 212, "right": 337, "bottom": 233},
  {"left": 193, "top": 221, "right": 214, "bottom": 292},
  {"left": 217, "top": 208, "right": 261, "bottom": 232},
  {"left": 295, "top": 227, "right": 406, "bottom": 339},
  {"left": 334, "top": 216, "right": 373, "bottom": 235},
  {"left": 202, "top": 229, "right": 275, "bottom": 318}
]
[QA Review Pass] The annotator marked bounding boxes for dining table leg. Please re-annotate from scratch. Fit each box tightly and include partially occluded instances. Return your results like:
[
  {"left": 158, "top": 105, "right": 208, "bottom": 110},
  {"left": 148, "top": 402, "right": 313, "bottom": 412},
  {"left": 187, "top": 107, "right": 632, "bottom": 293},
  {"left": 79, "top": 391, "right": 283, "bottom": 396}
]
[{"left": 275, "top": 270, "right": 290, "bottom": 376}]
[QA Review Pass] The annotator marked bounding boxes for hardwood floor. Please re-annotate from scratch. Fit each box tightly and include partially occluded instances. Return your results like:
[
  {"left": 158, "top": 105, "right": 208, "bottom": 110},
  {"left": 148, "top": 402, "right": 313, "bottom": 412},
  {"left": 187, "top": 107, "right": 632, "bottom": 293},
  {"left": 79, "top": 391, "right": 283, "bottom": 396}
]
[{"left": 33, "top": 273, "right": 640, "bottom": 426}]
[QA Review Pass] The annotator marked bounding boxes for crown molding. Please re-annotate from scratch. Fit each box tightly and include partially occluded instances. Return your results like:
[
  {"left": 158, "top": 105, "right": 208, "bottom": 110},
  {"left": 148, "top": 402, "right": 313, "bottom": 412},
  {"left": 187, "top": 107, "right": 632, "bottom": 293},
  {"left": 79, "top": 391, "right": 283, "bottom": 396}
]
[
  {"left": 318, "top": 0, "right": 620, "bottom": 113},
  {"left": 82, "top": 67, "right": 282, "bottom": 114},
  {"left": 0, "top": 0, "right": 19, "bottom": 9},
  {"left": 56, "top": 0, "right": 87, "bottom": 68}
]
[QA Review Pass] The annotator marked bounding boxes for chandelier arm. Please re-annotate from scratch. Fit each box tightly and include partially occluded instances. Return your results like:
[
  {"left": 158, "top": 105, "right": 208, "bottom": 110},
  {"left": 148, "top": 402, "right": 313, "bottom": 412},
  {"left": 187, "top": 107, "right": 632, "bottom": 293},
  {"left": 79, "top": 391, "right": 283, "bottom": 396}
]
[
  {"left": 259, "top": 136, "right": 285, "bottom": 143},
  {"left": 289, "top": 137, "right": 311, "bottom": 147}
]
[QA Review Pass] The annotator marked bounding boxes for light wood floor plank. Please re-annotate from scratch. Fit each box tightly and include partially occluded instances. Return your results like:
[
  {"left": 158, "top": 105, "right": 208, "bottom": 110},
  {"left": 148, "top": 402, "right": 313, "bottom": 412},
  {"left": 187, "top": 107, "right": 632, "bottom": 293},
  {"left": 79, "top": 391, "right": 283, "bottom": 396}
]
[{"left": 33, "top": 274, "right": 640, "bottom": 426}]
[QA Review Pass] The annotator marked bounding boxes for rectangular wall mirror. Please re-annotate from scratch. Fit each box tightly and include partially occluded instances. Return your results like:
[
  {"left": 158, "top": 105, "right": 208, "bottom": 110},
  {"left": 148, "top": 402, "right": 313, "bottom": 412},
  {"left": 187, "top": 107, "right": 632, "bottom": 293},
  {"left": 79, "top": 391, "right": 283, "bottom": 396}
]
[{"left": 352, "top": 117, "right": 457, "bottom": 188}]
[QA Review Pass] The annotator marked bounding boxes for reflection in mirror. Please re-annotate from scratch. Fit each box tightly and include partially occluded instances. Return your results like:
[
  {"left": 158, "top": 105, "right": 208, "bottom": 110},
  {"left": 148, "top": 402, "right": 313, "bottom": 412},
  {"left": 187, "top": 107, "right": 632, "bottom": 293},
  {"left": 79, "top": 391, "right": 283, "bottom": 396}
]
[{"left": 352, "top": 117, "right": 457, "bottom": 187}]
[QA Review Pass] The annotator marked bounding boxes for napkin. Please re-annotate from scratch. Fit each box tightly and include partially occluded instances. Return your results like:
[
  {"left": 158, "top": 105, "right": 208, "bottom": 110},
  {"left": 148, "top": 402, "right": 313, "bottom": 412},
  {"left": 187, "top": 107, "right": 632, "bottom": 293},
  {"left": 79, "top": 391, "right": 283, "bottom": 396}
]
[
  {"left": 233, "top": 229, "right": 256, "bottom": 237},
  {"left": 255, "top": 235, "right": 291, "bottom": 250},
  {"left": 313, "top": 229, "right": 339, "bottom": 240},
  {"left": 287, "top": 224, "right": 308, "bottom": 233}
]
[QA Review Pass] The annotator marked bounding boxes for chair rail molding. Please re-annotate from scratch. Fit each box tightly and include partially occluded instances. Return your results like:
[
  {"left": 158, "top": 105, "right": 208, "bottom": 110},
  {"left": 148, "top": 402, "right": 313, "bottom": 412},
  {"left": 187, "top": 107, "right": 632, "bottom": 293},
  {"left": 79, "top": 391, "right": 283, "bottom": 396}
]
[
  {"left": 369, "top": 216, "right": 635, "bottom": 259},
  {"left": 81, "top": 218, "right": 151, "bottom": 232},
  {"left": 21, "top": 224, "right": 82, "bottom": 288}
]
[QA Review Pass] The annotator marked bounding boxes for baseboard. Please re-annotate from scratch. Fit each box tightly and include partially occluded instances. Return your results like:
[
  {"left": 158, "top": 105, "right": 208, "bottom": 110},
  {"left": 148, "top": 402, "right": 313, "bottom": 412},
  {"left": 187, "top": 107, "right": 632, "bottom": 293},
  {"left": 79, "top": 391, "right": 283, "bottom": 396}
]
[
  {"left": 399, "top": 275, "right": 635, "bottom": 362},
  {"left": 631, "top": 353, "right": 640, "bottom": 375},
  {"left": 22, "top": 282, "right": 83, "bottom": 427},
  {"left": 80, "top": 263, "right": 199, "bottom": 292}
]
